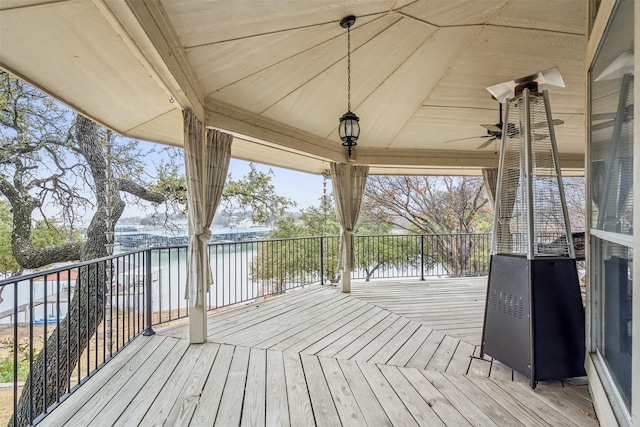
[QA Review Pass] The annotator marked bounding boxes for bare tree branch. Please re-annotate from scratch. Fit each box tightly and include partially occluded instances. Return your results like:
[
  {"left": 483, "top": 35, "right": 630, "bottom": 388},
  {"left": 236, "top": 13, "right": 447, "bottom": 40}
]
[{"left": 118, "top": 178, "right": 165, "bottom": 204}]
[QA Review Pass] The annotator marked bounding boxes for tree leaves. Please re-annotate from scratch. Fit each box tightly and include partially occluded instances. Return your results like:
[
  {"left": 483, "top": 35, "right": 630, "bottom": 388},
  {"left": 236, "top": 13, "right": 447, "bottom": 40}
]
[{"left": 222, "top": 163, "right": 296, "bottom": 224}]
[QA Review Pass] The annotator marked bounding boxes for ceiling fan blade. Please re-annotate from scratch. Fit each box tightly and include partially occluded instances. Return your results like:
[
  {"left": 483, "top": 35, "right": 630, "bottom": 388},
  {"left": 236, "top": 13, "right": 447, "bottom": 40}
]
[
  {"left": 592, "top": 112, "right": 617, "bottom": 121},
  {"left": 443, "top": 135, "right": 490, "bottom": 144},
  {"left": 592, "top": 120, "right": 615, "bottom": 131},
  {"left": 530, "top": 118, "right": 564, "bottom": 129},
  {"left": 480, "top": 124, "right": 502, "bottom": 133},
  {"left": 476, "top": 137, "right": 496, "bottom": 149}
]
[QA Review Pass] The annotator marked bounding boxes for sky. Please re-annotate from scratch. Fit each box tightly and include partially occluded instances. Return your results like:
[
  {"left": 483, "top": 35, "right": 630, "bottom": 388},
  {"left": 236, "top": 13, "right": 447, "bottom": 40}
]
[{"left": 120, "top": 140, "right": 326, "bottom": 219}]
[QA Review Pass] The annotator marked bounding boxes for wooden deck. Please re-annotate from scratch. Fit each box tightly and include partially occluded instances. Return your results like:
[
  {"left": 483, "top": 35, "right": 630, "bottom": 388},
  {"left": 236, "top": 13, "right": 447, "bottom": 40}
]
[
  {"left": 40, "top": 279, "right": 599, "bottom": 426},
  {"left": 350, "top": 278, "right": 487, "bottom": 345}
]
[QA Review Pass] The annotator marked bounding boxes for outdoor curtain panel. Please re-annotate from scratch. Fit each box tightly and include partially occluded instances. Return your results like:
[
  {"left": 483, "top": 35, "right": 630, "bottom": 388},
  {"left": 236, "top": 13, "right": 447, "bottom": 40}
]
[
  {"left": 184, "top": 109, "right": 232, "bottom": 306},
  {"left": 482, "top": 167, "right": 498, "bottom": 211},
  {"left": 330, "top": 163, "right": 369, "bottom": 272}
]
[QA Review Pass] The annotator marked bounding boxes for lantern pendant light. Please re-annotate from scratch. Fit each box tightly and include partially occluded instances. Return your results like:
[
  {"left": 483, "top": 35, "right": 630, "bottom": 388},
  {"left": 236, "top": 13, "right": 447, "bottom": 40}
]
[{"left": 338, "top": 15, "right": 360, "bottom": 158}]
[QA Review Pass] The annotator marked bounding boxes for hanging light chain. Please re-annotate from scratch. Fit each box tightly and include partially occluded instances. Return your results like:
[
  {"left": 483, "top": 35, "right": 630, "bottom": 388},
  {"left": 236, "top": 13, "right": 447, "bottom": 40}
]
[
  {"left": 104, "top": 136, "right": 115, "bottom": 255},
  {"left": 347, "top": 24, "right": 351, "bottom": 112}
]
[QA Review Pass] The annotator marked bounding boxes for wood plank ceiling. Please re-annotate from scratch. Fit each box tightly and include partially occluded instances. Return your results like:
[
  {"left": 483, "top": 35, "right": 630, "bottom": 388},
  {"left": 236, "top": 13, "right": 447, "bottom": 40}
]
[{"left": 0, "top": 0, "right": 586, "bottom": 176}]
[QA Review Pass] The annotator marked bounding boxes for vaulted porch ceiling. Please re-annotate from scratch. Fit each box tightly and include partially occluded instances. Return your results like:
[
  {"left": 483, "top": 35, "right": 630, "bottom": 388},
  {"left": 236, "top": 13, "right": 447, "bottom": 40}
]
[{"left": 0, "top": 0, "right": 586, "bottom": 176}]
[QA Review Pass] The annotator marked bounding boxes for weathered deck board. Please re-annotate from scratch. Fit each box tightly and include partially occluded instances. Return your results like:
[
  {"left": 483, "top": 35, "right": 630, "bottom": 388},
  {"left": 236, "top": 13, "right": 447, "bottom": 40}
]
[
  {"left": 366, "top": 321, "right": 421, "bottom": 364},
  {"left": 377, "top": 364, "right": 446, "bottom": 427},
  {"left": 39, "top": 335, "right": 167, "bottom": 427},
  {"left": 431, "top": 371, "right": 526, "bottom": 426},
  {"left": 338, "top": 359, "right": 393, "bottom": 427},
  {"left": 332, "top": 312, "right": 400, "bottom": 360},
  {"left": 189, "top": 343, "right": 235, "bottom": 426},
  {"left": 300, "top": 304, "right": 385, "bottom": 355},
  {"left": 165, "top": 342, "right": 221, "bottom": 427},
  {"left": 253, "top": 297, "right": 361, "bottom": 349},
  {"left": 468, "top": 346, "right": 492, "bottom": 377},
  {"left": 465, "top": 374, "right": 555, "bottom": 426},
  {"left": 275, "top": 302, "right": 374, "bottom": 353},
  {"left": 425, "top": 334, "right": 460, "bottom": 372},
  {"left": 80, "top": 340, "right": 186, "bottom": 426},
  {"left": 350, "top": 316, "right": 411, "bottom": 362},
  {"left": 110, "top": 339, "right": 190, "bottom": 426},
  {"left": 139, "top": 342, "right": 207, "bottom": 425},
  {"left": 241, "top": 347, "right": 267, "bottom": 427},
  {"left": 40, "top": 280, "right": 598, "bottom": 426},
  {"left": 489, "top": 378, "right": 585, "bottom": 426},
  {"left": 283, "top": 351, "right": 315, "bottom": 426},
  {"left": 302, "top": 354, "right": 342, "bottom": 426},
  {"left": 508, "top": 380, "right": 599, "bottom": 426},
  {"left": 265, "top": 350, "right": 291, "bottom": 427},
  {"left": 350, "top": 278, "right": 487, "bottom": 345},
  {"left": 445, "top": 340, "right": 475, "bottom": 374},
  {"left": 214, "top": 345, "right": 251, "bottom": 426},
  {"left": 422, "top": 370, "right": 502, "bottom": 426},
  {"left": 201, "top": 287, "right": 330, "bottom": 339},
  {"left": 386, "top": 325, "right": 433, "bottom": 367},
  {"left": 405, "top": 329, "right": 445, "bottom": 369},
  {"left": 356, "top": 361, "right": 420, "bottom": 426},
  {"left": 318, "top": 356, "right": 368, "bottom": 426},
  {"left": 313, "top": 308, "right": 388, "bottom": 357},
  {"left": 398, "top": 366, "right": 473, "bottom": 427}
]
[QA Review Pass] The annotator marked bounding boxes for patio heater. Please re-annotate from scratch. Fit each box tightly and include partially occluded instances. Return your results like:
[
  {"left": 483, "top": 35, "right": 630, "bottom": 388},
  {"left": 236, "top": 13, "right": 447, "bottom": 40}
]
[{"left": 480, "top": 68, "right": 586, "bottom": 388}]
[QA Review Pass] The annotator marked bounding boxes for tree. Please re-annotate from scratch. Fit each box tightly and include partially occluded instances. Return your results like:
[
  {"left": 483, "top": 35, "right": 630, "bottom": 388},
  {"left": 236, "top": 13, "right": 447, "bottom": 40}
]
[
  {"left": 364, "top": 176, "right": 491, "bottom": 276},
  {"left": 0, "top": 72, "right": 294, "bottom": 426},
  {"left": 563, "top": 176, "right": 586, "bottom": 232},
  {"left": 353, "top": 202, "right": 422, "bottom": 281},
  {"left": 251, "top": 194, "right": 424, "bottom": 285},
  {"left": 152, "top": 160, "right": 294, "bottom": 226},
  {"left": 1, "top": 72, "right": 170, "bottom": 426},
  {"left": 222, "top": 164, "right": 295, "bottom": 225}
]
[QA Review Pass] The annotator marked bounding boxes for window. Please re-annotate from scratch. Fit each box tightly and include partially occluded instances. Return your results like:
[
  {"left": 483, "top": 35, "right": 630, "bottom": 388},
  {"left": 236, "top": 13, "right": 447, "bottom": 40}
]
[{"left": 589, "top": 0, "right": 634, "bottom": 415}]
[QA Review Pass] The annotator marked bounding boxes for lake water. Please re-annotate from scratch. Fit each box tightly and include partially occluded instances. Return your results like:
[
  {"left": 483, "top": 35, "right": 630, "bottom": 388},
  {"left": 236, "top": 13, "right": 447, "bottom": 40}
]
[{"left": 0, "top": 244, "right": 262, "bottom": 324}]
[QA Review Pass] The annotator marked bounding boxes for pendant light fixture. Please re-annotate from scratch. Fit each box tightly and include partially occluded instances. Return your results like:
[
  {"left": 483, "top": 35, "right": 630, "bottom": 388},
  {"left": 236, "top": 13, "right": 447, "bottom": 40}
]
[{"left": 338, "top": 15, "right": 360, "bottom": 158}]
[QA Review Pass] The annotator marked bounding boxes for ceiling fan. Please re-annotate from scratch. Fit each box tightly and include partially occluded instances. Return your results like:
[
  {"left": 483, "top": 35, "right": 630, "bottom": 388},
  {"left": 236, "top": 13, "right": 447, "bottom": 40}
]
[{"left": 444, "top": 101, "right": 564, "bottom": 149}]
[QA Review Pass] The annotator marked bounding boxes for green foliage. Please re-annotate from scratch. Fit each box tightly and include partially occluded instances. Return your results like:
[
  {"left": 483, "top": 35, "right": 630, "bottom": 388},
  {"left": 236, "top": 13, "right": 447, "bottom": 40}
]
[
  {"left": 354, "top": 235, "right": 422, "bottom": 281},
  {"left": 470, "top": 208, "right": 493, "bottom": 233},
  {"left": 0, "top": 201, "right": 18, "bottom": 277},
  {"left": 0, "top": 202, "right": 78, "bottom": 277},
  {"left": 150, "top": 161, "right": 187, "bottom": 210},
  {"left": 223, "top": 163, "right": 296, "bottom": 224},
  {"left": 253, "top": 194, "right": 419, "bottom": 285},
  {"left": 269, "top": 215, "right": 302, "bottom": 238},
  {"left": 30, "top": 219, "right": 79, "bottom": 250},
  {"left": 151, "top": 161, "right": 296, "bottom": 226},
  {"left": 0, "top": 339, "right": 33, "bottom": 382}
]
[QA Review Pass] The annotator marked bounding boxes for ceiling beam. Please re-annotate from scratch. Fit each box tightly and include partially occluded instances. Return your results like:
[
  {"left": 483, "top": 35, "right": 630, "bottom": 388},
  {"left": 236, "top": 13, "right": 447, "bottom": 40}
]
[
  {"left": 205, "top": 97, "right": 346, "bottom": 163},
  {"left": 355, "top": 147, "right": 584, "bottom": 170},
  {"left": 101, "top": 0, "right": 204, "bottom": 120}
]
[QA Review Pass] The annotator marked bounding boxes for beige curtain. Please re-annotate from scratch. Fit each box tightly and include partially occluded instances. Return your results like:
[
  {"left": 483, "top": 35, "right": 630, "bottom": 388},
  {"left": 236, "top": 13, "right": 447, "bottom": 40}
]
[
  {"left": 330, "top": 163, "right": 369, "bottom": 272},
  {"left": 495, "top": 168, "right": 521, "bottom": 253},
  {"left": 482, "top": 167, "right": 498, "bottom": 211},
  {"left": 184, "top": 109, "right": 232, "bottom": 307}
]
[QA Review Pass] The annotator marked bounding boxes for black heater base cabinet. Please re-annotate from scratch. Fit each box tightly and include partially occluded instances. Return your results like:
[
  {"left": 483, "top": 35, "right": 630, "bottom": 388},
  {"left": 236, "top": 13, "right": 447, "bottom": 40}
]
[{"left": 481, "top": 254, "right": 586, "bottom": 388}]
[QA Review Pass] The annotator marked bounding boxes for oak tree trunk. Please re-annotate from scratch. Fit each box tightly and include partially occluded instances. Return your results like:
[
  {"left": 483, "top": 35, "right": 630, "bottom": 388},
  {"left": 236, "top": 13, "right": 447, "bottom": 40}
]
[{"left": 10, "top": 117, "right": 125, "bottom": 427}]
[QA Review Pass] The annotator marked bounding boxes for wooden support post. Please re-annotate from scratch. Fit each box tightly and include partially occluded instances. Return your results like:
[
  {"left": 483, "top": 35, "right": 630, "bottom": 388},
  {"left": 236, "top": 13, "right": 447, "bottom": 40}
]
[{"left": 188, "top": 112, "right": 207, "bottom": 344}]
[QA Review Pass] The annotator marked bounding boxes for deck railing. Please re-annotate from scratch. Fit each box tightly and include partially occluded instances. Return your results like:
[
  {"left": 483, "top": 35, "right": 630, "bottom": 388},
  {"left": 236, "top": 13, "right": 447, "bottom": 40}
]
[{"left": 0, "top": 232, "right": 490, "bottom": 426}]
